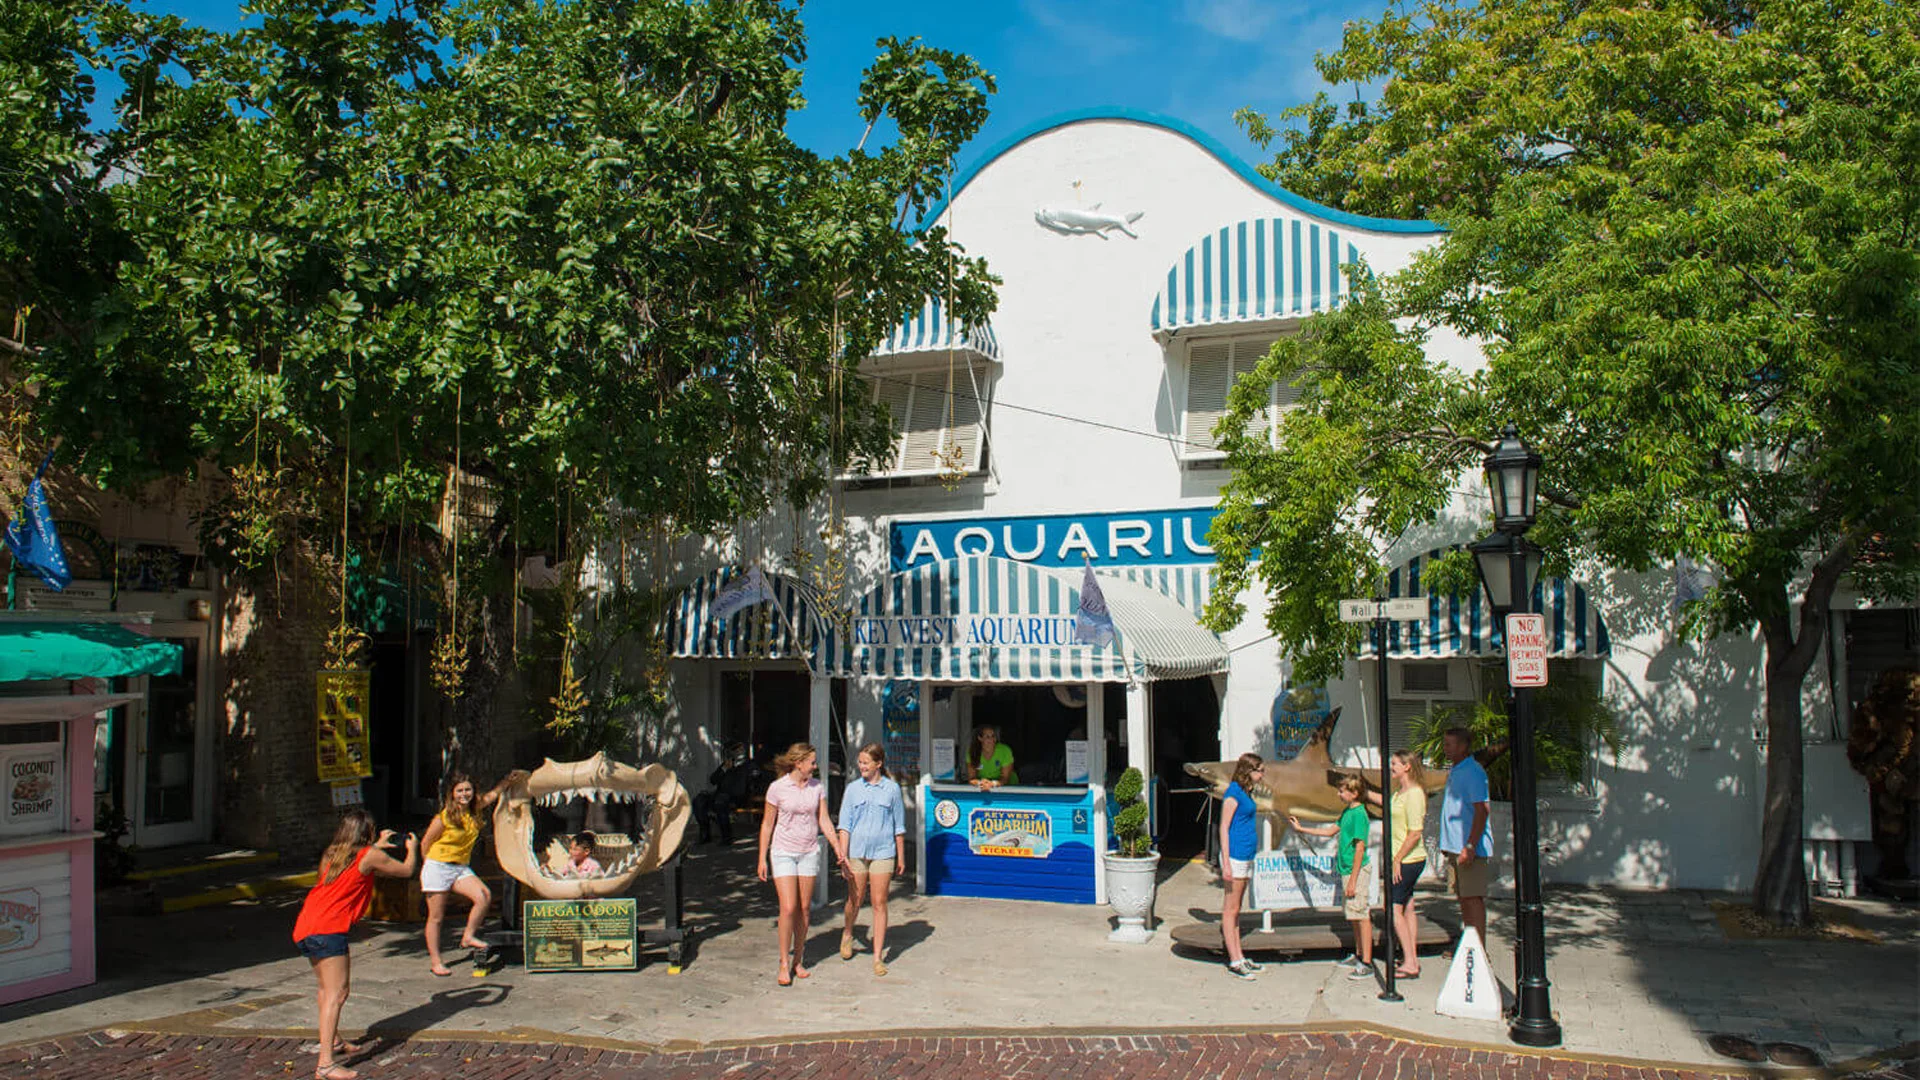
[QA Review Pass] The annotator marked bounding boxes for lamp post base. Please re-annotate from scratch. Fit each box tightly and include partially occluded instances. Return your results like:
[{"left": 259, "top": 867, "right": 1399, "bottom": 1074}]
[{"left": 1509, "top": 1016, "right": 1563, "bottom": 1047}]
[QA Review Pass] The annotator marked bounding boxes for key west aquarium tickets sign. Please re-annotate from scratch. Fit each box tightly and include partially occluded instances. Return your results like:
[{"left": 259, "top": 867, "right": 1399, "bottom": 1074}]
[
  {"left": 891, "top": 507, "right": 1220, "bottom": 571},
  {"left": 969, "top": 807, "right": 1053, "bottom": 858}
]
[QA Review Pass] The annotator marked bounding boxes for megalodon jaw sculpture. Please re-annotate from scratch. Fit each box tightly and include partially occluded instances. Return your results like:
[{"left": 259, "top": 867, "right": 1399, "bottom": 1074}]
[
  {"left": 493, "top": 752, "right": 691, "bottom": 899},
  {"left": 1184, "top": 707, "right": 1450, "bottom": 825}
]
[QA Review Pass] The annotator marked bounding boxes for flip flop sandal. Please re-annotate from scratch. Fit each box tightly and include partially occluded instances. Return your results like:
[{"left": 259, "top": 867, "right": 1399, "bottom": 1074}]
[
  {"left": 872, "top": 960, "right": 888, "bottom": 977},
  {"left": 840, "top": 937, "right": 855, "bottom": 961},
  {"left": 776, "top": 968, "right": 793, "bottom": 987},
  {"left": 1394, "top": 969, "right": 1421, "bottom": 979}
]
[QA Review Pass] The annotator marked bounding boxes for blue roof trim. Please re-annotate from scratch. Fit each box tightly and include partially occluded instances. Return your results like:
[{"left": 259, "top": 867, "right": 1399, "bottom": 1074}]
[{"left": 915, "top": 107, "right": 1445, "bottom": 236}]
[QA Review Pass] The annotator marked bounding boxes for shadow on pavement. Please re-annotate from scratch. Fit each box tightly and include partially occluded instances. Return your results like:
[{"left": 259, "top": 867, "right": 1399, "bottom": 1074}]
[{"left": 353, "top": 985, "right": 513, "bottom": 1056}]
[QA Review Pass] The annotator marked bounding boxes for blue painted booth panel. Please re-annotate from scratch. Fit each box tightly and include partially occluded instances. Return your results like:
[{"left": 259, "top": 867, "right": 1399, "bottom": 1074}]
[{"left": 923, "top": 786, "right": 1097, "bottom": 904}]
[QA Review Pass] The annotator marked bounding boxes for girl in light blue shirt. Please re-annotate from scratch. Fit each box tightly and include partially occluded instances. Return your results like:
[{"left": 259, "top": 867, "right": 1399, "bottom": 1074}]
[{"left": 836, "top": 743, "right": 907, "bottom": 976}]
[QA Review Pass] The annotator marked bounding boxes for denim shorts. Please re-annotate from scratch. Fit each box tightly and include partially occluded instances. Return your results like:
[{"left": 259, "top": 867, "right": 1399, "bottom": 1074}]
[{"left": 295, "top": 932, "right": 350, "bottom": 961}]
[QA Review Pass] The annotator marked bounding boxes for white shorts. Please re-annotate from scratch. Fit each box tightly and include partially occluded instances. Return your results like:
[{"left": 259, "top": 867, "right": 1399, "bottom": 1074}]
[
  {"left": 769, "top": 850, "right": 815, "bottom": 879},
  {"left": 1227, "top": 857, "right": 1253, "bottom": 879},
  {"left": 421, "top": 858, "right": 475, "bottom": 893}
]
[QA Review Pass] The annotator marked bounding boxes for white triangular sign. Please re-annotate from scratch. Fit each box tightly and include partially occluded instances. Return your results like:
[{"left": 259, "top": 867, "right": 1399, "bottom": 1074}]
[{"left": 1435, "top": 927, "right": 1502, "bottom": 1021}]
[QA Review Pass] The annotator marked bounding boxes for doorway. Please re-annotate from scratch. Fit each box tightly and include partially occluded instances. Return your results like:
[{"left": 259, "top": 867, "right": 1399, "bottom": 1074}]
[
  {"left": 125, "top": 622, "right": 214, "bottom": 848},
  {"left": 1151, "top": 676, "right": 1221, "bottom": 861}
]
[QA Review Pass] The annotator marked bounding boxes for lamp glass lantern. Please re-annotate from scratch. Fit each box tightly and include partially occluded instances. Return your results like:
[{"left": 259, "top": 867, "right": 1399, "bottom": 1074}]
[
  {"left": 1470, "top": 532, "right": 1543, "bottom": 617},
  {"left": 1484, "top": 424, "right": 1543, "bottom": 533}
]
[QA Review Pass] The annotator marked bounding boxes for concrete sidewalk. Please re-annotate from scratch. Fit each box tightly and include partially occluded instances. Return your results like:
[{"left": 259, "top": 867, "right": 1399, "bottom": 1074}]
[{"left": 2, "top": 842, "right": 1914, "bottom": 1073}]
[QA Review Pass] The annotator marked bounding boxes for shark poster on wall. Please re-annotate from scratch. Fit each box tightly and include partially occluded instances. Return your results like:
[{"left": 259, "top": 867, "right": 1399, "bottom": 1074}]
[{"left": 523, "top": 898, "right": 638, "bottom": 972}]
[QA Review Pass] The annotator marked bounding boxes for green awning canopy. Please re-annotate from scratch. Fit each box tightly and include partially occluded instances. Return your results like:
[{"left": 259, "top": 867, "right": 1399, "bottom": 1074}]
[{"left": 0, "top": 621, "right": 183, "bottom": 683}]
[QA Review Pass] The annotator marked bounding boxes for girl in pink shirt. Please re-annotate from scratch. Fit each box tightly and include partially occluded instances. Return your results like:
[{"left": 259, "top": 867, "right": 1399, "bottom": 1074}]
[{"left": 756, "top": 742, "right": 849, "bottom": 986}]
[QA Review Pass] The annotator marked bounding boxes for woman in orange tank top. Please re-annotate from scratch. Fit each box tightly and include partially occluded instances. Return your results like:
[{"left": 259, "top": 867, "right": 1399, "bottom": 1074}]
[{"left": 293, "top": 809, "right": 418, "bottom": 1080}]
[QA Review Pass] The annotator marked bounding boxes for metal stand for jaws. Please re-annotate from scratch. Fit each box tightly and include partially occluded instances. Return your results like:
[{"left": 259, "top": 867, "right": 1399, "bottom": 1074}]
[{"left": 640, "top": 839, "right": 690, "bottom": 974}]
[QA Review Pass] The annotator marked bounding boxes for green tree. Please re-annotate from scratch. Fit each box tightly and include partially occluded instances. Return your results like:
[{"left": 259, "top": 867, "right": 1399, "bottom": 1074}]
[
  {"left": 5, "top": 0, "right": 997, "bottom": 760},
  {"left": 1212, "top": 0, "right": 1920, "bottom": 924}
]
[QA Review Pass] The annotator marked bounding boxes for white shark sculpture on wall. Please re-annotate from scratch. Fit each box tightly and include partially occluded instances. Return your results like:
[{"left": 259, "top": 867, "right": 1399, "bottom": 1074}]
[{"left": 1035, "top": 203, "right": 1144, "bottom": 238}]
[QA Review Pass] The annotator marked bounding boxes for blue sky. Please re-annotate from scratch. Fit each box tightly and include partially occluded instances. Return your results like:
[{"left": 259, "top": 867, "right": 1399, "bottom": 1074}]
[{"left": 102, "top": 0, "right": 1380, "bottom": 167}]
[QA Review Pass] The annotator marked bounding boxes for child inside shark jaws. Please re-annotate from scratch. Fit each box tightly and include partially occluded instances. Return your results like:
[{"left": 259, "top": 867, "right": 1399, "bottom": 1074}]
[{"left": 491, "top": 753, "right": 691, "bottom": 900}]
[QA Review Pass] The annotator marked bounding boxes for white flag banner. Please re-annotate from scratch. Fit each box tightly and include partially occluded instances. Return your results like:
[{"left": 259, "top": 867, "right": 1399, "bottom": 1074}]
[{"left": 709, "top": 566, "right": 780, "bottom": 623}]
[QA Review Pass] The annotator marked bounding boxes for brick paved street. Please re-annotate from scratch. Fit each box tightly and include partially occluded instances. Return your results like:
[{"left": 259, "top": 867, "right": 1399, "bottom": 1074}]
[{"left": 0, "top": 1029, "right": 1803, "bottom": 1080}]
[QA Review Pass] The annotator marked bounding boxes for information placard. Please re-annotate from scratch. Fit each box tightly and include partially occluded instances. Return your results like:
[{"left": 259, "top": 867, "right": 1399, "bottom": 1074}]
[
  {"left": 314, "top": 670, "right": 373, "bottom": 781},
  {"left": 1251, "top": 824, "right": 1384, "bottom": 911},
  {"left": 523, "top": 898, "right": 638, "bottom": 972},
  {"left": 930, "top": 738, "right": 956, "bottom": 780},
  {"left": 1063, "top": 740, "right": 1090, "bottom": 783}
]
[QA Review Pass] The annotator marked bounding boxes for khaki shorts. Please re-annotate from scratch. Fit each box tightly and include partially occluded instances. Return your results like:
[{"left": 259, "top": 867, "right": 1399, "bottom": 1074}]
[
  {"left": 847, "top": 855, "right": 896, "bottom": 876},
  {"left": 1446, "top": 852, "right": 1490, "bottom": 899},
  {"left": 1344, "top": 861, "right": 1374, "bottom": 920}
]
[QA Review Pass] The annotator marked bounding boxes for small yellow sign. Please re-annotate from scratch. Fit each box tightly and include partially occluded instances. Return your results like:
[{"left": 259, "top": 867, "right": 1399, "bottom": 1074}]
[{"left": 315, "top": 670, "right": 373, "bottom": 782}]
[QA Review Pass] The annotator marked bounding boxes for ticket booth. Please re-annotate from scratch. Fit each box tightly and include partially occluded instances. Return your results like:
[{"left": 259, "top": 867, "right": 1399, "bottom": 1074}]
[{"left": 0, "top": 615, "right": 181, "bottom": 1005}]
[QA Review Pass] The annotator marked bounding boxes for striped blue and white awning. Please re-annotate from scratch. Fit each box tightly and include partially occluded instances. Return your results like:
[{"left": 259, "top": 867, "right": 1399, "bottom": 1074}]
[
  {"left": 1102, "top": 564, "right": 1218, "bottom": 617},
  {"left": 820, "top": 555, "right": 1227, "bottom": 683},
  {"left": 871, "top": 296, "right": 1002, "bottom": 362},
  {"left": 1151, "top": 217, "right": 1361, "bottom": 332},
  {"left": 1357, "top": 549, "right": 1612, "bottom": 660},
  {"left": 661, "top": 566, "right": 831, "bottom": 668}
]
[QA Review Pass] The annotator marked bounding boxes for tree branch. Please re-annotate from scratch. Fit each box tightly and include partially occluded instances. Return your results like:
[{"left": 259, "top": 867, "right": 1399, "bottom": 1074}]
[{"left": 1786, "top": 528, "right": 1863, "bottom": 676}]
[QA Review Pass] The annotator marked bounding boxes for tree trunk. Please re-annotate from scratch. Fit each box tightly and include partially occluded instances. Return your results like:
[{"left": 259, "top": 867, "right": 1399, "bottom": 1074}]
[
  {"left": 1750, "top": 537, "right": 1857, "bottom": 925},
  {"left": 1754, "top": 641, "right": 1811, "bottom": 926}
]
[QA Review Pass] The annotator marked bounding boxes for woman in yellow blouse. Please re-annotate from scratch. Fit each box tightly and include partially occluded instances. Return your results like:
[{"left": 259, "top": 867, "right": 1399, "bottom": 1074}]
[
  {"left": 1365, "top": 750, "right": 1430, "bottom": 978},
  {"left": 418, "top": 770, "right": 522, "bottom": 976}
]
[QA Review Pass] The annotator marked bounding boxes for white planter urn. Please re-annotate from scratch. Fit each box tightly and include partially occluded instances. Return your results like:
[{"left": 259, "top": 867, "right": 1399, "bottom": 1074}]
[{"left": 1105, "top": 852, "right": 1161, "bottom": 943}]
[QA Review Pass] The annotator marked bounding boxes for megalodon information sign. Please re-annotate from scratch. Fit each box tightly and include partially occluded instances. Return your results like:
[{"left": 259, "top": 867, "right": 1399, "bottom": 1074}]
[{"left": 523, "top": 898, "right": 638, "bottom": 972}]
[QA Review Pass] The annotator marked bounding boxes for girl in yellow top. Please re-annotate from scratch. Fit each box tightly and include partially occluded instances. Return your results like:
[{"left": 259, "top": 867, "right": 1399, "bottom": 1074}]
[
  {"left": 419, "top": 769, "right": 522, "bottom": 976},
  {"left": 1364, "top": 750, "right": 1430, "bottom": 979}
]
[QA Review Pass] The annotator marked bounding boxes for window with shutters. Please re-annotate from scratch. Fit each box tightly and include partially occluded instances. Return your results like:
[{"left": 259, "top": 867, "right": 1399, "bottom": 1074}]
[
  {"left": 1181, "top": 333, "right": 1301, "bottom": 461},
  {"left": 848, "top": 364, "right": 990, "bottom": 481}
]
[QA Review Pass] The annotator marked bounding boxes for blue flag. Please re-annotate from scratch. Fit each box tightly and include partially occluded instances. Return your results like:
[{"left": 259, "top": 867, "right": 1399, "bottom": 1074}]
[
  {"left": 4, "top": 453, "right": 70, "bottom": 591},
  {"left": 1074, "top": 562, "right": 1115, "bottom": 647}
]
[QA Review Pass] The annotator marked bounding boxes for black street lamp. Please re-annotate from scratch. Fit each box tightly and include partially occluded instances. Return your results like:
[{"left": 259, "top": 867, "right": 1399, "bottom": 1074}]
[{"left": 1470, "top": 424, "right": 1563, "bottom": 1048}]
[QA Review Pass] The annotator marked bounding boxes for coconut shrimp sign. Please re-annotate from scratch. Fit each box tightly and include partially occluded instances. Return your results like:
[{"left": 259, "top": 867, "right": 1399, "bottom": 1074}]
[{"left": 2, "top": 750, "right": 62, "bottom": 834}]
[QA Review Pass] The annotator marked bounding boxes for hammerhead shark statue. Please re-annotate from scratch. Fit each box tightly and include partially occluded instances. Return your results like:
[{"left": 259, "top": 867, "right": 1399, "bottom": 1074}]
[{"left": 1184, "top": 706, "right": 1499, "bottom": 824}]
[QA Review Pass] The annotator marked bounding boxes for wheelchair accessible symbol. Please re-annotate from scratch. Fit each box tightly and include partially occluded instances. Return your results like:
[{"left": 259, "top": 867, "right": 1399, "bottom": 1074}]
[{"left": 1072, "top": 809, "right": 1089, "bottom": 834}]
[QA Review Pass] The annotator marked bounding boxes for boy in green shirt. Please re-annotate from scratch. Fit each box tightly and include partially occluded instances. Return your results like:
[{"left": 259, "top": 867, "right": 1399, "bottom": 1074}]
[{"left": 1289, "top": 777, "right": 1376, "bottom": 979}]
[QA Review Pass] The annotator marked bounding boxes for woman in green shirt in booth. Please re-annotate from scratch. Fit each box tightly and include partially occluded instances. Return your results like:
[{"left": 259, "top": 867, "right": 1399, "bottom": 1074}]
[{"left": 968, "top": 725, "right": 1019, "bottom": 790}]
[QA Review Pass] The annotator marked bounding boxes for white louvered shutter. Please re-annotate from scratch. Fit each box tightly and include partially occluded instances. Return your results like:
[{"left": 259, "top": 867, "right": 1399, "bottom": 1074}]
[
  {"left": 1184, "top": 341, "right": 1233, "bottom": 454},
  {"left": 875, "top": 375, "right": 915, "bottom": 473},
  {"left": 900, "top": 372, "right": 951, "bottom": 474}
]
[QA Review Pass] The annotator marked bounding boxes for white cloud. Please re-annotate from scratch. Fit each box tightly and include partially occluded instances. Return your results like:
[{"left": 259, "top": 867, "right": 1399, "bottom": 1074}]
[
  {"left": 1019, "top": 0, "right": 1146, "bottom": 62},
  {"left": 1182, "top": 0, "right": 1280, "bottom": 42}
]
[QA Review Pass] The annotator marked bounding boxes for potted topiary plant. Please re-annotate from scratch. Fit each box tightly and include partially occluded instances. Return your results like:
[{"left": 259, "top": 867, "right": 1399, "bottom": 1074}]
[{"left": 1105, "top": 766, "right": 1159, "bottom": 943}]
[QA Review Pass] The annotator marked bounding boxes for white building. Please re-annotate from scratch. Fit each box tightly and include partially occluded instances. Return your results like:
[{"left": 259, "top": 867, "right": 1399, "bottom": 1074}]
[{"left": 656, "top": 110, "right": 1905, "bottom": 899}]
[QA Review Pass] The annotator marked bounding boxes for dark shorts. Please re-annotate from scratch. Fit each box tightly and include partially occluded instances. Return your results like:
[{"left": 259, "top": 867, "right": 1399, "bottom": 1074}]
[
  {"left": 295, "top": 933, "right": 350, "bottom": 961},
  {"left": 1389, "top": 859, "right": 1426, "bottom": 906}
]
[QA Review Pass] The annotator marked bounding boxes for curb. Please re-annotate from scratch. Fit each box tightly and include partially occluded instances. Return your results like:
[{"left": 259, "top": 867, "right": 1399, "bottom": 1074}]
[
  {"left": 127, "top": 850, "right": 281, "bottom": 882},
  {"left": 16, "top": 1006, "right": 1912, "bottom": 1079},
  {"left": 158, "top": 870, "right": 316, "bottom": 913}
]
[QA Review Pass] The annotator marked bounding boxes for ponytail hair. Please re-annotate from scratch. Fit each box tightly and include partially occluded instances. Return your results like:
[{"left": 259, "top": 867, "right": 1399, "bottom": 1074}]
[
  {"left": 318, "top": 809, "right": 376, "bottom": 885},
  {"left": 1392, "top": 749, "right": 1426, "bottom": 788},
  {"left": 1230, "top": 752, "right": 1264, "bottom": 789},
  {"left": 772, "top": 742, "right": 816, "bottom": 777}
]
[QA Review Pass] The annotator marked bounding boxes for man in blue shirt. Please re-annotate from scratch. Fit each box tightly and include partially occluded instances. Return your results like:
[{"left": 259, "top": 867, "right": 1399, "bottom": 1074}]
[{"left": 1438, "top": 727, "right": 1493, "bottom": 948}]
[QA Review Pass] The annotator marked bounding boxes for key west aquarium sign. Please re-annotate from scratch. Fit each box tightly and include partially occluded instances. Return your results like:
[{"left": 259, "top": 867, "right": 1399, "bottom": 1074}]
[
  {"left": 891, "top": 507, "right": 1220, "bottom": 571},
  {"left": 969, "top": 807, "right": 1053, "bottom": 858}
]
